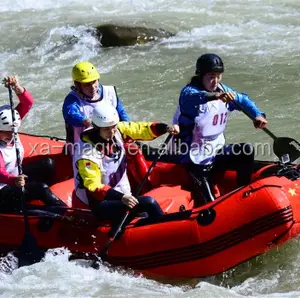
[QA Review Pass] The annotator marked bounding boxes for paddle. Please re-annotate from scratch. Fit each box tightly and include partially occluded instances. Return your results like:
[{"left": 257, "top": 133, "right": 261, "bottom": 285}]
[
  {"left": 91, "top": 133, "right": 173, "bottom": 268},
  {"left": 8, "top": 86, "right": 44, "bottom": 267},
  {"left": 232, "top": 100, "right": 300, "bottom": 163}
]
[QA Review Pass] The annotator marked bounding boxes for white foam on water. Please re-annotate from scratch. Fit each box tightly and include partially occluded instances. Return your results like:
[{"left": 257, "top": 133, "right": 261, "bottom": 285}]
[
  {"left": 0, "top": 248, "right": 186, "bottom": 297},
  {"left": 1, "top": 0, "right": 300, "bottom": 296}
]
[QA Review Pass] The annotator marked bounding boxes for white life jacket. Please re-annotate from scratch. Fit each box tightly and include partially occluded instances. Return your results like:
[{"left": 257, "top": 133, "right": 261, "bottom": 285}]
[
  {"left": 71, "top": 86, "right": 118, "bottom": 145},
  {"left": 190, "top": 99, "right": 229, "bottom": 165},
  {"left": 73, "top": 130, "right": 131, "bottom": 205},
  {"left": 0, "top": 136, "right": 24, "bottom": 190},
  {"left": 171, "top": 84, "right": 230, "bottom": 165}
]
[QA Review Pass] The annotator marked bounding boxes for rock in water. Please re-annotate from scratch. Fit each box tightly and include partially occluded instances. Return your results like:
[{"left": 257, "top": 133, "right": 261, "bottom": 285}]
[{"left": 95, "top": 24, "right": 174, "bottom": 47}]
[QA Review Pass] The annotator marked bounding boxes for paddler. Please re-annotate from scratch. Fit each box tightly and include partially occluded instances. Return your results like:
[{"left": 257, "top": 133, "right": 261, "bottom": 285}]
[
  {"left": 0, "top": 75, "right": 65, "bottom": 212},
  {"left": 73, "top": 102, "right": 179, "bottom": 221},
  {"left": 62, "top": 61, "right": 130, "bottom": 155},
  {"left": 170, "top": 53, "right": 268, "bottom": 205}
]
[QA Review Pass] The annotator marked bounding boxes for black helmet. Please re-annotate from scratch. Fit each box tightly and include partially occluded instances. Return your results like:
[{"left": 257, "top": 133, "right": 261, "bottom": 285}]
[{"left": 196, "top": 53, "right": 224, "bottom": 75}]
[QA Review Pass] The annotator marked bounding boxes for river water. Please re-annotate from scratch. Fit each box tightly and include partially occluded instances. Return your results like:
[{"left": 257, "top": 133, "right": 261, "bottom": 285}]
[{"left": 1, "top": 0, "right": 300, "bottom": 296}]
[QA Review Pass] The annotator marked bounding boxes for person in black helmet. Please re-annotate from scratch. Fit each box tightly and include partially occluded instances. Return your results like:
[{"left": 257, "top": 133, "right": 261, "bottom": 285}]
[{"left": 171, "top": 53, "right": 268, "bottom": 206}]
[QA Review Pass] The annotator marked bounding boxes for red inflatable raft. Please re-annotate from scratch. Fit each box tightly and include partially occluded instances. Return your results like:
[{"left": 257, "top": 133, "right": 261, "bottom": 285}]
[{"left": 1, "top": 133, "right": 300, "bottom": 279}]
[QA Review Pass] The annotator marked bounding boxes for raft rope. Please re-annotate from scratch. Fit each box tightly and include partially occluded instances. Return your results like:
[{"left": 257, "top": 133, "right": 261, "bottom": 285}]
[
  {"left": 276, "top": 164, "right": 300, "bottom": 180},
  {"left": 21, "top": 132, "right": 66, "bottom": 142},
  {"left": 268, "top": 219, "right": 296, "bottom": 247}
]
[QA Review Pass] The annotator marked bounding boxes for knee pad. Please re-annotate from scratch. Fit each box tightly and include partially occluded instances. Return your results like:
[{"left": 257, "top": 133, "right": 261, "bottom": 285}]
[
  {"left": 43, "top": 157, "right": 56, "bottom": 171},
  {"left": 30, "top": 183, "right": 49, "bottom": 194},
  {"left": 140, "top": 196, "right": 156, "bottom": 206},
  {"left": 40, "top": 182, "right": 49, "bottom": 189}
]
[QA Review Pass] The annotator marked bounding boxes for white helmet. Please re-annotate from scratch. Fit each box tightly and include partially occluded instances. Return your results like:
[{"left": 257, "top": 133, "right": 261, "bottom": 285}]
[
  {"left": 92, "top": 103, "right": 119, "bottom": 128},
  {"left": 0, "top": 105, "right": 21, "bottom": 132}
]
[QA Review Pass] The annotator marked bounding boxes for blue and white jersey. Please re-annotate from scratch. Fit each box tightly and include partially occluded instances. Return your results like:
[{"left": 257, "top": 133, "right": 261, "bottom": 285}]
[
  {"left": 62, "top": 85, "right": 130, "bottom": 145},
  {"left": 171, "top": 82, "right": 265, "bottom": 165}
]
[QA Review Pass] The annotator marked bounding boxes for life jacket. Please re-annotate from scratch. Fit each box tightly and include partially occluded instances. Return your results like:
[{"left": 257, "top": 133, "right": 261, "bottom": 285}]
[
  {"left": 171, "top": 83, "right": 229, "bottom": 165},
  {"left": 189, "top": 99, "right": 228, "bottom": 165},
  {"left": 0, "top": 137, "right": 24, "bottom": 189},
  {"left": 73, "top": 130, "right": 131, "bottom": 205},
  {"left": 69, "top": 85, "right": 118, "bottom": 145}
]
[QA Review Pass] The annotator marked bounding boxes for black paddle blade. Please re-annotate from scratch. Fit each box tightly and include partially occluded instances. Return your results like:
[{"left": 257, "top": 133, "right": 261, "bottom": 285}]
[
  {"left": 273, "top": 137, "right": 300, "bottom": 163},
  {"left": 90, "top": 240, "right": 113, "bottom": 269},
  {"left": 18, "top": 231, "right": 44, "bottom": 267}
]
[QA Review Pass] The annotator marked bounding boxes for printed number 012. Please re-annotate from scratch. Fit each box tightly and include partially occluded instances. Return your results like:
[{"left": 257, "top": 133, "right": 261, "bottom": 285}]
[{"left": 212, "top": 113, "right": 227, "bottom": 126}]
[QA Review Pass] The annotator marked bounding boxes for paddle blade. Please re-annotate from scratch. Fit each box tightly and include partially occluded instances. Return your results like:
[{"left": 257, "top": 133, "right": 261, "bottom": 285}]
[
  {"left": 18, "top": 231, "right": 44, "bottom": 267},
  {"left": 273, "top": 137, "right": 300, "bottom": 163},
  {"left": 90, "top": 239, "right": 113, "bottom": 269}
]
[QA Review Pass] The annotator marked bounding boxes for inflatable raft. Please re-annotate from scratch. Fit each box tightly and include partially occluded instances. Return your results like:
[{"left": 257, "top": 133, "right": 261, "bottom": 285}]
[{"left": 1, "top": 133, "right": 300, "bottom": 279}]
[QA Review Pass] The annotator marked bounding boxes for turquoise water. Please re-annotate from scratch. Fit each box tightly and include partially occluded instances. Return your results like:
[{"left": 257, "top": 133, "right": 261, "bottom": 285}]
[{"left": 1, "top": 0, "right": 300, "bottom": 296}]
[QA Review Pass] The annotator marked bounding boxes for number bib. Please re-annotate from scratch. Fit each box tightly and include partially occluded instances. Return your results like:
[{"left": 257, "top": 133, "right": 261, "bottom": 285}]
[
  {"left": 71, "top": 86, "right": 118, "bottom": 144},
  {"left": 189, "top": 100, "right": 228, "bottom": 165},
  {"left": 192, "top": 100, "right": 228, "bottom": 143}
]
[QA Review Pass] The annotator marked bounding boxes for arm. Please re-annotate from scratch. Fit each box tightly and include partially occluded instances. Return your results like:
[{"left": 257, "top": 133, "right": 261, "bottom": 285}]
[
  {"left": 15, "top": 89, "right": 34, "bottom": 119},
  {"left": 179, "top": 86, "right": 210, "bottom": 120},
  {"left": 76, "top": 159, "right": 124, "bottom": 201},
  {"left": 221, "top": 84, "right": 265, "bottom": 118},
  {"left": 117, "top": 121, "right": 169, "bottom": 142},
  {"left": 62, "top": 94, "right": 87, "bottom": 127},
  {"left": 116, "top": 97, "right": 130, "bottom": 121},
  {"left": 0, "top": 152, "right": 16, "bottom": 185},
  {"left": 3, "top": 75, "right": 33, "bottom": 119},
  {"left": 231, "top": 92, "right": 265, "bottom": 118}
]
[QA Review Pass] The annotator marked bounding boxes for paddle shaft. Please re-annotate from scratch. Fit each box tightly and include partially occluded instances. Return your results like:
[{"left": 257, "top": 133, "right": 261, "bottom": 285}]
[
  {"left": 8, "top": 87, "right": 45, "bottom": 267},
  {"left": 232, "top": 100, "right": 277, "bottom": 140},
  {"left": 8, "top": 87, "right": 30, "bottom": 230},
  {"left": 98, "top": 133, "right": 173, "bottom": 259}
]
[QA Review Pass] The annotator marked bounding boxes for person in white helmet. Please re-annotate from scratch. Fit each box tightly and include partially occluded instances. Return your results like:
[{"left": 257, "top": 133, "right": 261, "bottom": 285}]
[
  {"left": 73, "top": 102, "right": 179, "bottom": 221},
  {"left": 0, "top": 76, "right": 66, "bottom": 212}
]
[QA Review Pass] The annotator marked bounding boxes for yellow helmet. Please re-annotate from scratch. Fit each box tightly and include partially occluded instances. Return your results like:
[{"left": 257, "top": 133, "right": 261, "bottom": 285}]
[{"left": 72, "top": 61, "right": 100, "bottom": 83}]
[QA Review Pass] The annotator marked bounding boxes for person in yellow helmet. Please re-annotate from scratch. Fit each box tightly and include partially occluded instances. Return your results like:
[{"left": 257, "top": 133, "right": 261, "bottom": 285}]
[{"left": 62, "top": 61, "right": 129, "bottom": 155}]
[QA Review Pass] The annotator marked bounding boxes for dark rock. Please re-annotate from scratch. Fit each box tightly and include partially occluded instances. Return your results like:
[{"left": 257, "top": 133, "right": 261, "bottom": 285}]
[{"left": 95, "top": 24, "right": 174, "bottom": 47}]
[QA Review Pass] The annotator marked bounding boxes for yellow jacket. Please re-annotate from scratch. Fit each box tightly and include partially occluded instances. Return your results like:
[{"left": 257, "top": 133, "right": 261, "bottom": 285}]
[{"left": 75, "top": 121, "right": 168, "bottom": 202}]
